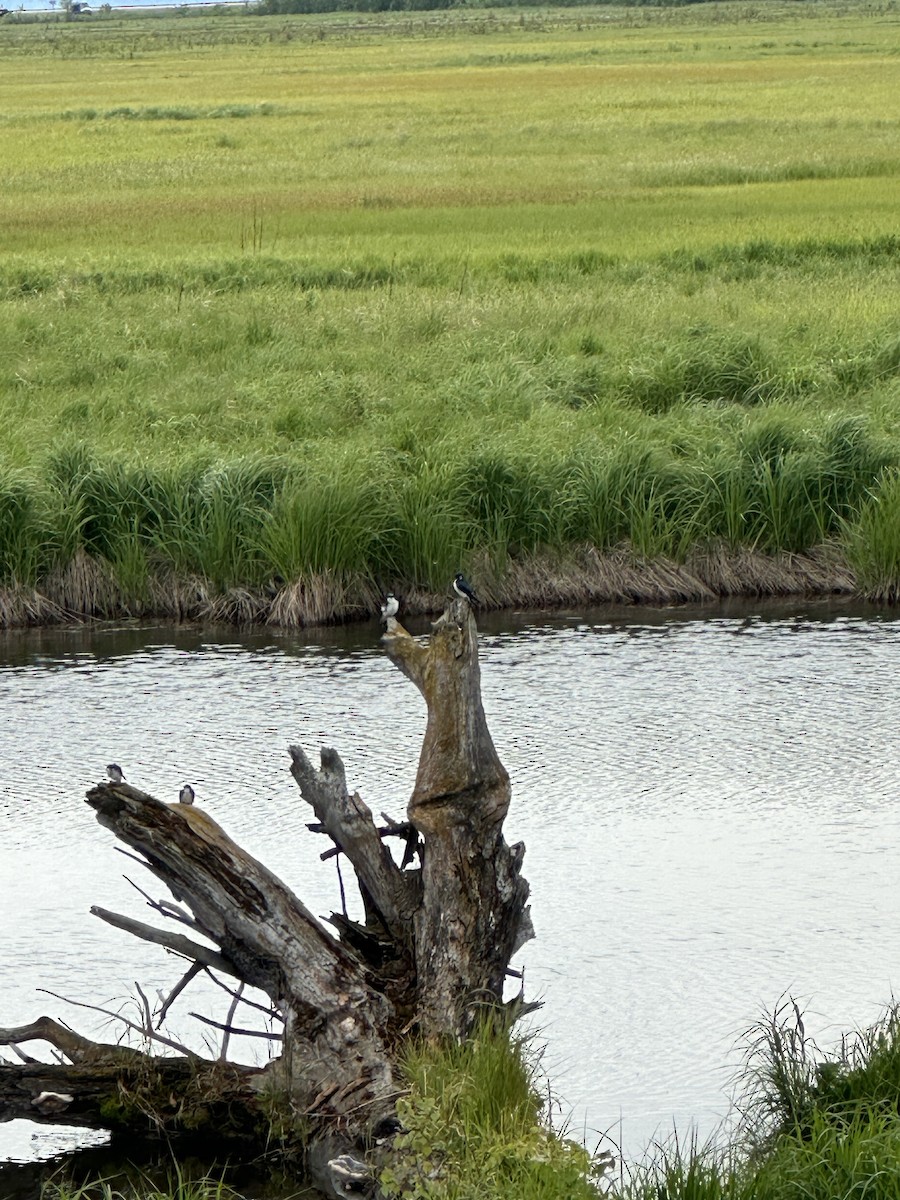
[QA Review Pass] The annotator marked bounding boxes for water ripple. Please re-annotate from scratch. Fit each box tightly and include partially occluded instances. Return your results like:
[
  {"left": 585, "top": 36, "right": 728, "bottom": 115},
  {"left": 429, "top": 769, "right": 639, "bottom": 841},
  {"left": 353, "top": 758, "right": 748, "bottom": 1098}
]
[{"left": 2, "top": 603, "right": 900, "bottom": 1161}]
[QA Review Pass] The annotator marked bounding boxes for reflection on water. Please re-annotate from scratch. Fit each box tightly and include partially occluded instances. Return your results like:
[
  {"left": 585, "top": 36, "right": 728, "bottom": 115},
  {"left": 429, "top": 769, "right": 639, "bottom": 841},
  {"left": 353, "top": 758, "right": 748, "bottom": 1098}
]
[
  {"left": 0, "top": 1141, "right": 321, "bottom": 1200},
  {"left": 3, "top": 599, "right": 900, "bottom": 1184}
]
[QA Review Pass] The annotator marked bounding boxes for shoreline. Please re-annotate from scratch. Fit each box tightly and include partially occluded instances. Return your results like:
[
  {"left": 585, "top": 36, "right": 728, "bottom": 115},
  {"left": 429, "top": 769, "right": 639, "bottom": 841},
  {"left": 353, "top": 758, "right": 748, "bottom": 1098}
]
[{"left": 0, "top": 542, "right": 869, "bottom": 632}]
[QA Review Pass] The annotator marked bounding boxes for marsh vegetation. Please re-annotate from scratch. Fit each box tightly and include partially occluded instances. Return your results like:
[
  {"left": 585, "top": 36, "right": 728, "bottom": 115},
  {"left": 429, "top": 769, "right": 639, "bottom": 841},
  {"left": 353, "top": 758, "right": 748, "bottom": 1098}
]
[
  {"left": 35, "top": 1003, "right": 900, "bottom": 1200},
  {"left": 2, "top": 1, "right": 900, "bottom": 623}
]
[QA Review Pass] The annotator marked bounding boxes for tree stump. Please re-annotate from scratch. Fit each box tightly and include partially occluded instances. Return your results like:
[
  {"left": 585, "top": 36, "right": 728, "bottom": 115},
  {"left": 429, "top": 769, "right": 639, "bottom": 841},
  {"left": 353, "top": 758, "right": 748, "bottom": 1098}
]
[{"left": 0, "top": 599, "right": 532, "bottom": 1196}]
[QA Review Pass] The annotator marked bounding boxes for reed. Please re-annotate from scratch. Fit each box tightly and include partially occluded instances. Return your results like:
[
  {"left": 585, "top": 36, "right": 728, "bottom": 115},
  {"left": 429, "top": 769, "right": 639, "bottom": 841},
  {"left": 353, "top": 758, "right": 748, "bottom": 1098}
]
[
  {"left": 843, "top": 473, "right": 900, "bottom": 604},
  {"left": 622, "top": 1135, "right": 746, "bottom": 1200},
  {"left": 0, "top": 408, "right": 895, "bottom": 626}
]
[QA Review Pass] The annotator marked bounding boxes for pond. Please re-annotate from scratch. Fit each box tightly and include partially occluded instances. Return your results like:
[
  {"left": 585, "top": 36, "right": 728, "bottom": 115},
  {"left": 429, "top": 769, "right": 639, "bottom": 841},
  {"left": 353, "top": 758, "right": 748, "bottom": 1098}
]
[{"left": 2, "top": 600, "right": 900, "bottom": 1191}]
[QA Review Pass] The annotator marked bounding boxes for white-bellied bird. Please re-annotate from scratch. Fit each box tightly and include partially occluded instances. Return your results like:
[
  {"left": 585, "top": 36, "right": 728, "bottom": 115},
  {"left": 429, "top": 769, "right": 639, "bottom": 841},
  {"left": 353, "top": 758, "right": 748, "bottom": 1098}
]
[
  {"left": 106, "top": 763, "right": 125, "bottom": 783},
  {"left": 179, "top": 784, "right": 195, "bottom": 805},
  {"left": 380, "top": 593, "right": 399, "bottom": 621},
  {"left": 453, "top": 573, "right": 479, "bottom": 605}
]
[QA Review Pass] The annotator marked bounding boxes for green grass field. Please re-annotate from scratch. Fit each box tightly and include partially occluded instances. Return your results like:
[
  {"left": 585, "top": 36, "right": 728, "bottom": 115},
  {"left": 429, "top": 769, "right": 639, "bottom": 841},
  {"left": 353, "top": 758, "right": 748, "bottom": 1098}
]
[{"left": 2, "top": 1, "right": 900, "bottom": 623}]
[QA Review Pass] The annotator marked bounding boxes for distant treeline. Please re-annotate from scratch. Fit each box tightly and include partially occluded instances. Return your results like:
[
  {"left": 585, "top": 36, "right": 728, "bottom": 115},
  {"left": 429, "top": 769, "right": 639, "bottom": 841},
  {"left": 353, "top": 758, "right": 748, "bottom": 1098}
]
[{"left": 252, "top": 0, "right": 716, "bottom": 15}]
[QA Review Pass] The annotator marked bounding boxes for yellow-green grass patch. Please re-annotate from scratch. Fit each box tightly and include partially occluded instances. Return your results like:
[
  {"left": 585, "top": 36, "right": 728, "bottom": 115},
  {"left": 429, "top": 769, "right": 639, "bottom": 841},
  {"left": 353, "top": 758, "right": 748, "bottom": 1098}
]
[{"left": 2, "top": 2, "right": 900, "bottom": 614}]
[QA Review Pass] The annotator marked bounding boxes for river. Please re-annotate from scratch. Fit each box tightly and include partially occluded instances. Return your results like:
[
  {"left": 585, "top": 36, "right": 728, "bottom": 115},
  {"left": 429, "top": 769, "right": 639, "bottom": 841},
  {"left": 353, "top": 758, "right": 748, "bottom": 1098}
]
[{"left": 2, "top": 600, "right": 900, "bottom": 1189}]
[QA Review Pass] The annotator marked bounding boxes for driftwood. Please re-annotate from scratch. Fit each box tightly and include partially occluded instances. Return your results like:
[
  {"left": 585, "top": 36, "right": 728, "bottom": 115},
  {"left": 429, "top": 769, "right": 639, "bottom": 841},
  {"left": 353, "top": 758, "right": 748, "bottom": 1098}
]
[{"left": 0, "top": 599, "right": 532, "bottom": 1196}]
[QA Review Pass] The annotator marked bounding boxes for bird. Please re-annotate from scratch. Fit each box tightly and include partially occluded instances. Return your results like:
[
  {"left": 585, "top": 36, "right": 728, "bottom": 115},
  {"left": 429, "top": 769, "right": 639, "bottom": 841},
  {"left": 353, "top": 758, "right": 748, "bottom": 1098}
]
[
  {"left": 106, "top": 764, "right": 125, "bottom": 783},
  {"left": 380, "top": 593, "right": 399, "bottom": 621},
  {"left": 452, "top": 573, "right": 479, "bottom": 606},
  {"left": 371, "top": 1113, "right": 405, "bottom": 1145},
  {"left": 179, "top": 784, "right": 195, "bottom": 805}
]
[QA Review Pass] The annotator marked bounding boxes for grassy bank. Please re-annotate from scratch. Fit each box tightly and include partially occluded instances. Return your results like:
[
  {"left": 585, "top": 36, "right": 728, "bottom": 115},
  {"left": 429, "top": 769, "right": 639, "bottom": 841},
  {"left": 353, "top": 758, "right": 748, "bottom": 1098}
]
[
  {"left": 623, "top": 1000, "right": 900, "bottom": 1200},
  {"left": 42, "top": 1005, "right": 900, "bottom": 1200},
  {"left": 2, "top": 2, "right": 900, "bottom": 623},
  {"left": 381, "top": 1023, "right": 601, "bottom": 1200},
  {"left": 0, "top": 412, "right": 895, "bottom": 627},
  {"left": 385, "top": 1004, "right": 900, "bottom": 1200}
]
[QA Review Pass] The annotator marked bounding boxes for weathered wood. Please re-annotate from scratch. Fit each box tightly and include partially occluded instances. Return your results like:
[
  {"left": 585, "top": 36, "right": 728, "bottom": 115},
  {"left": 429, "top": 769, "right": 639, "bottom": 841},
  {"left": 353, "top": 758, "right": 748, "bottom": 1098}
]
[
  {"left": 288, "top": 744, "right": 420, "bottom": 946},
  {"left": 91, "top": 906, "right": 240, "bottom": 979},
  {"left": 384, "top": 600, "right": 531, "bottom": 1036},
  {"left": 385, "top": 604, "right": 511, "bottom": 828},
  {"left": 0, "top": 1050, "right": 263, "bottom": 1140},
  {"left": 85, "top": 783, "right": 398, "bottom": 1130},
  {"left": 0, "top": 596, "right": 532, "bottom": 1193},
  {"left": 0, "top": 1017, "right": 142, "bottom": 1066}
]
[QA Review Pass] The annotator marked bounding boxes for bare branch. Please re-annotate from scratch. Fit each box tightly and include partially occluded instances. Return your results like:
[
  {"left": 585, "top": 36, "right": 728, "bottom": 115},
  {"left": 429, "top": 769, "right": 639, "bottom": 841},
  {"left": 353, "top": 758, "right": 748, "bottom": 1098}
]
[
  {"left": 335, "top": 855, "right": 349, "bottom": 919},
  {"left": 115, "top": 845, "right": 153, "bottom": 868},
  {"left": 190, "top": 1013, "right": 283, "bottom": 1041},
  {"left": 91, "top": 906, "right": 240, "bottom": 979},
  {"left": 36, "top": 990, "right": 195, "bottom": 1058},
  {"left": 289, "top": 745, "right": 418, "bottom": 946},
  {"left": 0, "top": 1016, "right": 134, "bottom": 1064},
  {"left": 157, "top": 962, "right": 204, "bottom": 1028},
  {"left": 203, "top": 970, "right": 281, "bottom": 1021},
  {"left": 10, "top": 1043, "right": 38, "bottom": 1064},
  {"left": 219, "top": 983, "right": 244, "bottom": 1062},
  {"left": 124, "top": 875, "right": 200, "bottom": 931},
  {"left": 134, "top": 980, "right": 153, "bottom": 1036}
]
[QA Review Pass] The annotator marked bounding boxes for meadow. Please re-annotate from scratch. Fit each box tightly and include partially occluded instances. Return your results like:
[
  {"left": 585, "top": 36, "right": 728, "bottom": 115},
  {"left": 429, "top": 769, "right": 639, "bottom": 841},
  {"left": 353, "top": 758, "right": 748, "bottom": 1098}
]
[{"left": 2, "top": 0, "right": 900, "bottom": 624}]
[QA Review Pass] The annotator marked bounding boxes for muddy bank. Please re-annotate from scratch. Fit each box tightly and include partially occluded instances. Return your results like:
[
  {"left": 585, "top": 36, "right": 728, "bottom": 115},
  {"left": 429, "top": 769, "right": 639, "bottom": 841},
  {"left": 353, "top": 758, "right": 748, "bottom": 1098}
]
[{"left": 0, "top": 542, "right": 866, "bottom": 631}]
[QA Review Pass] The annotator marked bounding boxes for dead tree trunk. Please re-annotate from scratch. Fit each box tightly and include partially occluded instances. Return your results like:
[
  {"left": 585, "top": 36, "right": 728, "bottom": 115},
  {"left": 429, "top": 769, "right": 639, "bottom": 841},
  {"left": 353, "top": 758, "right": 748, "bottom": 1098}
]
[{"left": 0, "top": 599, "right": 531, "bottom": 1195}]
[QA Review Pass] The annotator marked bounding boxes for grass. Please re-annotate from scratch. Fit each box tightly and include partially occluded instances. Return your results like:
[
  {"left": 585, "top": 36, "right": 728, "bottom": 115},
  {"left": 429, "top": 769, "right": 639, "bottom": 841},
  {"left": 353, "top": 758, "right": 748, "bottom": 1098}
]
[
  {"left": 35, "top": 1002, "right": 900, "bottom": 1199},
  {"left": 618, "top": 999, "right": 900, "bottom": 1200},
  {"left": 380, "top": 1021, "right": 604, "bottom": 1200},
  {"left": 374, "top": 1001, "right": 900, "bottom": 1200},
  {"left": 2, "top": 2, "right": 900, "bottom": 622},
  {"left": 41, "top": 1164, "right": 241, "bottom": 1200},
  {"left": 0, "top": 410, "right": 891, "bottom": 623}
]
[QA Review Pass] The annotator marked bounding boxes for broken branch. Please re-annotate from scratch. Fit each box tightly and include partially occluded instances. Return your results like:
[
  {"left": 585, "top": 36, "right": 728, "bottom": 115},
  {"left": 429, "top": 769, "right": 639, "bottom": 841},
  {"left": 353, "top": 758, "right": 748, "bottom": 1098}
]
[{"left": 91, "top": 906, "right": 240, "bottom": 979}]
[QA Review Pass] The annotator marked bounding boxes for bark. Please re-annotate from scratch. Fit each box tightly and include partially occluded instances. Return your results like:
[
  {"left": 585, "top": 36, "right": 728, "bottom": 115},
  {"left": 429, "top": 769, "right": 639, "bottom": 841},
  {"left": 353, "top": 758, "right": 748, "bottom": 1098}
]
[
  {"left": 0, "top": 597, "right": 531, "bottom": 1195},
  {"left": 384, "top": 601, "right": 531, "bottom": 1035}
]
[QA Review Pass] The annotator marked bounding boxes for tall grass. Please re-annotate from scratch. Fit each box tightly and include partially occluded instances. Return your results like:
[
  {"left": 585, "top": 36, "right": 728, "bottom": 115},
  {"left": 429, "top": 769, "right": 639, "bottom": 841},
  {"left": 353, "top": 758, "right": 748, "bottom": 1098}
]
[
  {"left": 2, "top": 4, "right": 900, "bottom": 620},
  {"left": 1, "top": 407, "right": 897, "bottom": 624},
  {"left": 843, "top": 473, "right": 900, "bottom": 604},
  {"left": 381, "top": 1021, "right": 602, "bottom": 1200},
  {"left": 621, "top": 1000, "right": 900, "bottom": 1200},
  {"left": 377, "top": 1002, "right": 900, "bottom": 1200},
  {"left": 41, "top": 1163, "right": 239, "bottom": 1200}
]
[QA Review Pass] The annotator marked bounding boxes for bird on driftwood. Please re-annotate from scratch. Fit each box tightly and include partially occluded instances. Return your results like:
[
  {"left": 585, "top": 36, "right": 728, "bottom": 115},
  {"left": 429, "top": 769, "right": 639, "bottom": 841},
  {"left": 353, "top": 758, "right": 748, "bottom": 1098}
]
[
  {"left": 380, "top": 593, "right": 399, "bottom": 622},
  {"left": 106, "top": 764, "right": 125, "bottom": 783},
  {"left": 179, "top": 784, "right": 195, "bottom": 805},
  {"left": 452, "top": 573, "right": 479, "bottom": 606}
]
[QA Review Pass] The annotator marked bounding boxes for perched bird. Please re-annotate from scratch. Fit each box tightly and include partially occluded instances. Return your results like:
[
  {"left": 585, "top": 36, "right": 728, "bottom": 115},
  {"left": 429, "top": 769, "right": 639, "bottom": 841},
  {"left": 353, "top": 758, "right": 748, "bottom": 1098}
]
[
  {"left": 371, "top": 1113, "right": 405, "bottom": 1145},
  {"left": 452, "top": 573, "right": 479, "bottom": 606},
  {"left": 106, "top": 764, "right": 125, "bottom": 784},
  {"left": 380, "top": 593, "right": 399, "bottom": 621},
  {"left": 179, "top": 784, "right": 195, "bottom": 806}
]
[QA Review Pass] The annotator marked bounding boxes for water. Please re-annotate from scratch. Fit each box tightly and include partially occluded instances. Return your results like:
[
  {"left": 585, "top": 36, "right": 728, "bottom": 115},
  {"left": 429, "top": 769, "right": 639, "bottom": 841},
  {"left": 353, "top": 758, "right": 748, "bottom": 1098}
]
[{"left": 3, "top": 600, "right": 900, "bottom": 1183}]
